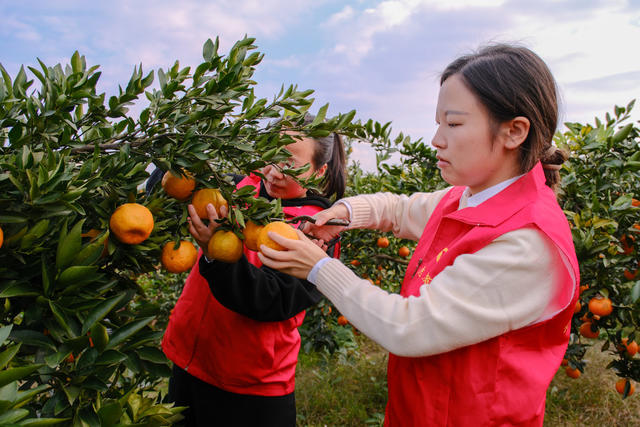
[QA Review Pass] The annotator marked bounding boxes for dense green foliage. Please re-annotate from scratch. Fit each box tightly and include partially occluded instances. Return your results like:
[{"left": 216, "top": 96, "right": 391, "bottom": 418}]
[{"left": 0, "top": 37, "right": 393, "bottom": 424}]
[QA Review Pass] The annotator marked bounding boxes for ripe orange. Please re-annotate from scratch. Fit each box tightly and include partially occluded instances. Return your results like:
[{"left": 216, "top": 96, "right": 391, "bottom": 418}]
[
  {"left": 620, "top": 234, "right": 635, "bottom": 255},
  {"left": 619, "top": 338, "right": 638, "bottom": 357},
  {"left": 579, "top": 322, "right": 600, "bottom": 339},
  {"left": 207, "top": 230, "right": 244, "bottom": 263},
  {"left": 588, "top": 296, "right": 613, "bottom": 317},
  {"left": 161, "top": 241, "right": 198, "bottom": 273},
  {"left": 191, "top": 188, "right": 228, "bottom": 219},
  {"left": 565, "top": 366, "right": 581, "bottom": 379},
  {"left": 579, "top": 284, "right": 589, "bottom": 294},
  {"left": 350, "top": 259, "right": 361, "bottom": 266},
  {"left": 257, "top": 222, "right": 299, "bottom": 252},
  {"left": 633, "top": 223, "right": 640, "bottom": 231},
  {"left": 0, "top": 226, "right": 4, "bottom": 248},
  {"left": 632, "top": 198, "right": 640, "bottom": 207},
  {"left": 337, "top": 315, "right": 349, "bottom": 326},
  {"left": 398, "top": 246, "right": 410, "bottom": 257},
  {"left": 377, "top": 236, "right": 390, "bottom": 248},
  {"left": 623, "top": 269, "right": 638, "bottom": 281},
  {"left": 162, "top": 170, "right": 196, "bottom": 201},
  {"left": 109, "top": 203, "right": 154, "bottom": 245},
  {"left": 616, "top": 379, "right": 635, "bottom": 396},
  {"left": 561, "top": 358, "right": 569, "bottom": 366},
  {"left": 242, "top": 220, "right": 264, "bottom": 252},
  {"left": 574, "top": 300, "right": 581, "bottom": 314}
]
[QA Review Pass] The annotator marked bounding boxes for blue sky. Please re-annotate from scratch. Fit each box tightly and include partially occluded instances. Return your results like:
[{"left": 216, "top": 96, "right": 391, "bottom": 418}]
[{"left": 2, "top": 0, "right": 639, "bottom": 170}]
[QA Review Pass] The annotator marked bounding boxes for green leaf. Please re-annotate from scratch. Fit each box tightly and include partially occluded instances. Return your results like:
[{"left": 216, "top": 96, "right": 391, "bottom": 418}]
[
  {"left": 0, "top": 325, "right": 13, "bottom": 345},
  {"left": 48, "top": 301, "right": 76, "bottom": 338},
  {"left": 94, "top": 350, "right": 127, "bottom": 366},
  {"left": 136, "top": 347, "right": 167, "bottom": 364},
  {"left": 311, "top": 103, "right": 328, "bottom": 126},
  {"left": 17, "top": 418, "right": 70, "bottom": 426},
  {"left": 632, "top": 281, "right": 640, "bottom": 303},
  {"left": 71, "top": 51, "right": 82, "bottom": 73},
  {"left": 56, "top": 265, "right": 98, "bottom": 287},
  {"left": 98, "top": 402, "right": 123, "bottom": 426},
  {"left": 203, "top": 39, "right": 215, "bottom": 62},
  {"left": 106, "top": 317, "right": 154, "bottom": 350},
  {"left": 81, "top": 293, "right": 126, "bottom": 335},
  {"left": 0, "top": 283, "right": 39, "bottom": 298},
  {"left": 0, "top": 365, "right": 44, "bottom": 388},
  {"left": 56, "top": 219, "right": 85, "bottom": 271},
  {"left": 0, "top": 409, "right": 29, "bottom": 424},
  {"left": 0, "top": 344, "right": 21, "bottom": 369}
]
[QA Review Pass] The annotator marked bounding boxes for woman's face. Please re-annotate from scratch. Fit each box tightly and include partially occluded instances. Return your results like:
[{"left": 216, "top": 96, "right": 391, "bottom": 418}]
[
  {"left": 431, "top": 74, "right": 519, "bottom": 195},
  {"left": 261, "top": 133, "right": 325, "bottom": 199}
]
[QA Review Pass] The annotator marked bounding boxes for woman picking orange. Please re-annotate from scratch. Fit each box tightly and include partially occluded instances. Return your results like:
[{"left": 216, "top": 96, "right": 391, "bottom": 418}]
[{"left": 259, "top": 44, "right": 580, "bottom": 426}]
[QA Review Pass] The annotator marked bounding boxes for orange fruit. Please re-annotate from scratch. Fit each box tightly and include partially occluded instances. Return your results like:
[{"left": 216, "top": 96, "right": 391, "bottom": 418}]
[
  {"left": 633, "top": 223, "right": 640, "bottom": 231},
  {"left": 162, "top": 170, "right": 196, "bottom": 201},
  {"left": 257, "top": 222, "right": 299, "bottom": 252},
  {"left": 109, "top": 203, "right": 154, "bottom": 245},
  {"left": 624, "top": 269, "right": 638, "bottom": 281},
  {"left": 0, "top": 226, "right": 4, "bottom": 248},
  {"left": 574, "top": 300, "right": 582, "bottom": 314},
  {"left": 632, "top": 198, "right": 640, "bottom": 207},
  {"left": 377, "top": 237, "right": 390, "bottom": 248},
  {"left": 398, "top": 246, "right": 410, "bottom": 257},
  {"left": 616, "top": 379, "right": 635, "bottom": 396},
  {"left": 579, "top": 284, "right": 589, "bottom": 294},
  {"left": 337, "top": 315, "right": 349, "bottom": 326},
  {"left": 588, "top": 296, "right": 613, "bottom": 317},
  {"left": 350, "top": 259, "right": 361, "bottom": 266},
  {"left": 192, "top": 188, "right": 228, "bottom": 219},
  {"left": 161, "top": 241, "right": 198, "bottom": 273},
  {"left": 579, "top": 322, "right": 600, "bottom": 339},
  {"left": 561, "top": 358, "right": 569, "bottom": 366},
  {"left": 619, "top": 338, "right": 638, "bottom": 357},
  {"left": 208, "top": 230, "right": 243, "bottom": 263},
  {"left": 565, "top": 366, "right": 581, "bottom": 379},
  {"left": 242, "top": 220, "right": 264, "bottom": 252}
]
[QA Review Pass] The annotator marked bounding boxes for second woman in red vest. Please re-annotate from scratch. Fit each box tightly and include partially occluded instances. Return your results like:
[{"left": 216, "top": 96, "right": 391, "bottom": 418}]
[
  {"left": 162, "top": 115, "right": 346, "bottom": 427},
  {"left": 259, "top": 44, "right": 580, "bottom": 426}
]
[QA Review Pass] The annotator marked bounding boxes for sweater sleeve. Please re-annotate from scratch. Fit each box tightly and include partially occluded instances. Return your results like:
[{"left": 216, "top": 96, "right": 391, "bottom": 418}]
[
  {"left": 341, "top": 188, "right": 450, "bottom": 241},
  {"left": 199, "top": 255, "right": 322, "bottom": 322},
  {"left": 311, "top": 227, "right": 568, "bottom": 357}
]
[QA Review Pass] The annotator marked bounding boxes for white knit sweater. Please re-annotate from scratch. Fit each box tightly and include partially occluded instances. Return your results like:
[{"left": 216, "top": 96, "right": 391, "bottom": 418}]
[{"left": 309, "top": 187, "right": 573, "bottom": 358}]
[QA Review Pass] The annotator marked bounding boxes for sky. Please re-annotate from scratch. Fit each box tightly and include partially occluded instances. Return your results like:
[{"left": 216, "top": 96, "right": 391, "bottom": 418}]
[{"left": 2, "top": 0, "right": 639, "bottom": 170}]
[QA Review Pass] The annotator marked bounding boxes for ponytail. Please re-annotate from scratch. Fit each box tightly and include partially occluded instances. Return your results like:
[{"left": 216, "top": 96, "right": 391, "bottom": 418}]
[
  {"left": 302, "top": 114, "right": 347, "bottom": 200},
  {"left": 321, "top": 133, "right": 346, "bottom": 200},
  {"left": 541, "top": 145, "right": 568, "bottom": 192}
]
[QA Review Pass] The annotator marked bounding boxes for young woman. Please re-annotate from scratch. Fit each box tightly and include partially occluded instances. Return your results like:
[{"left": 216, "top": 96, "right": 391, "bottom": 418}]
[
  {"left": 258, "top": 44, "right": 580, "bottom": 426},
  {"left": 161, "top": 118, "right": 346, "bottom": 427}
]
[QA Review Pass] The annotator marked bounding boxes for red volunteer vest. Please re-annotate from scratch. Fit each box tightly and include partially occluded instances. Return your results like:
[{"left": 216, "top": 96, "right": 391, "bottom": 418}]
[
  {"left": 385, "top": 163, "right": 579, "bottom": 426},
  {"left": 162, "top": 175, "right": 324, "bottom": 396}
]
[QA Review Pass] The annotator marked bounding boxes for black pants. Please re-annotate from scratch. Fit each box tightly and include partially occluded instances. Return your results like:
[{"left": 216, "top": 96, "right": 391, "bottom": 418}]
[{"left": 168, "top": 365, "right": 297, "bottom": 427}]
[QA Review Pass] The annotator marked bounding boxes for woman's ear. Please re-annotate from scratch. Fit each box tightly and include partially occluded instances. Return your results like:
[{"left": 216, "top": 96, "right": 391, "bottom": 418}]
[{"left": 502, "top": 116, "right": 530, "bottom": 150}]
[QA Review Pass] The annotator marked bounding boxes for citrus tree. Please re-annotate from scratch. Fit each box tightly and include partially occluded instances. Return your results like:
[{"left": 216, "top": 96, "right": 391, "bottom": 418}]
[
  {"left": 0, "top": 36, "right": 392, "bottom": 423},
  {"left": 556, "top": 100, "right": 640, "bottom": 398}
]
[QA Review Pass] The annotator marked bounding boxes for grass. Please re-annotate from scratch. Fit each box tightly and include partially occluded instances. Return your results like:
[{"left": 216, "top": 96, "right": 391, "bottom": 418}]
[{"left": 295, "top": 336, "right": 640, "bottom": 426}]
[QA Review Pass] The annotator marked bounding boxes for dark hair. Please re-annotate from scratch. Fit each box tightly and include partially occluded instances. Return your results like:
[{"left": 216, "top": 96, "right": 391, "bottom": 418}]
[
  {"left": 440, "top": 44, "right": 567, "bottom": 190},
  {"left": 302, "top": 114, "right": 347, "bottom": 200}
]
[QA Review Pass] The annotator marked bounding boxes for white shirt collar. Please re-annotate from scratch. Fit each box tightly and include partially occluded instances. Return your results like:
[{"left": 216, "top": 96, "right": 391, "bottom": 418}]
[{"left": 458, "top": 174, "right": 525, "bottom": 209}]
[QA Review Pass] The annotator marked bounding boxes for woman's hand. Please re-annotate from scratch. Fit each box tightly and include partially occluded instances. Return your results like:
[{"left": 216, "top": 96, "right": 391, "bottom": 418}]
[
  {"left": 187, "top": 203, "right": 227, "bottom": 249},
  {"left": 301, "top": 203, "right": 350, "bottom": 242},
  {"left": 258, "top": 230, "right": 329, "bottom": 279}
]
